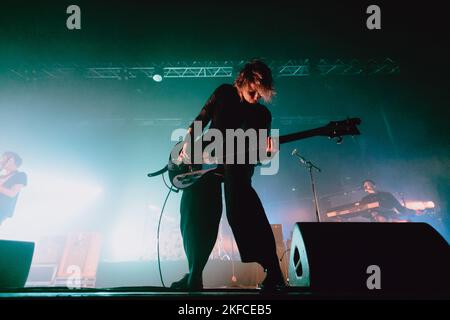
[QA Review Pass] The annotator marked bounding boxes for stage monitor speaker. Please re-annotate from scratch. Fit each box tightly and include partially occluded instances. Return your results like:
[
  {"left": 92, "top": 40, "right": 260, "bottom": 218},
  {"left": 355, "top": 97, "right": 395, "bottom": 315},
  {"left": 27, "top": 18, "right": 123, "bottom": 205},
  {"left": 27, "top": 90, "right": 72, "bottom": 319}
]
[
  {"left": 54, "top": 232, "right": 102, "bottom": 287},
  {"left": 0, "top": 240, "right": 35, "bottom": 288},
  {"left": 288, "top": 223, "right": 450, "bottom": 296}
]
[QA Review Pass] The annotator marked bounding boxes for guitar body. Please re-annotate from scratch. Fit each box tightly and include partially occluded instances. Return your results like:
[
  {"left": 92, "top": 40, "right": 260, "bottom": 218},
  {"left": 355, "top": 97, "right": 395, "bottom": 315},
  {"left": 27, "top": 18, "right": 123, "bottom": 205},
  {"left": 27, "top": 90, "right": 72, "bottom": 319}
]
[
  {"left": 167, "top": 141, "right": 220, "bottom": 189},
  {"left": 168, "top": 162, "right": 220, "bottom": 189}
]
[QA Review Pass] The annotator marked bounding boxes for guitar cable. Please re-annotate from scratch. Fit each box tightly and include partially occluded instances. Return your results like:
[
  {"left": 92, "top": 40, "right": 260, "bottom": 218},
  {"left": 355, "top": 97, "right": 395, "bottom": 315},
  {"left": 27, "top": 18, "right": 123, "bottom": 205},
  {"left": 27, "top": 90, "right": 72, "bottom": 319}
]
[{"left": 156, "top": 173, "right": 179, "bottom": 288}]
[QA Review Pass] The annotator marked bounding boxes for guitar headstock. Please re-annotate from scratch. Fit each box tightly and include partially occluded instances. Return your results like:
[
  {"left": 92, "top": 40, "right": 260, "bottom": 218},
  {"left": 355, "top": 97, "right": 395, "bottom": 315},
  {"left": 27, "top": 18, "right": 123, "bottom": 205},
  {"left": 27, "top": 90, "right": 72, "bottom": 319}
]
[{"left": 323, "top": 118, "right": 361, "bottom": 141}]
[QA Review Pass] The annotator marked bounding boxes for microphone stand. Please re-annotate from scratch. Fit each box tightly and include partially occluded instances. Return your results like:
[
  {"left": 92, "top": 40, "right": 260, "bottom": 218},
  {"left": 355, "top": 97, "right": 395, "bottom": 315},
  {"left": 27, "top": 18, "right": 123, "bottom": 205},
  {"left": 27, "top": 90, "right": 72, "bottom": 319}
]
[{"left": 292, "top": 151, "right": 322, "bottom": 222}]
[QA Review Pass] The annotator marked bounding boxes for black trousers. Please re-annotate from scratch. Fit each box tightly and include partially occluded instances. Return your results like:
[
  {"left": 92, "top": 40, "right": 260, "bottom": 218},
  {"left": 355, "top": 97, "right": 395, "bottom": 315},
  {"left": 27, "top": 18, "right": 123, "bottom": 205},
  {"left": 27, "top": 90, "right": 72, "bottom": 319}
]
[{"left": 180, "top": 164, "right": 279, "bottom": 278}]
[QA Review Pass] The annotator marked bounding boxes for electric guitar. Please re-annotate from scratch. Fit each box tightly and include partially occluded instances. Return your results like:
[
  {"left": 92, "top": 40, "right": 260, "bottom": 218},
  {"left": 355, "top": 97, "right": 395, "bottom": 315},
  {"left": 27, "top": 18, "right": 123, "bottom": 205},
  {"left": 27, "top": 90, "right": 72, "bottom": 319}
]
[{"left": 148, "top": 118, "right": 361, "bottom": 189}]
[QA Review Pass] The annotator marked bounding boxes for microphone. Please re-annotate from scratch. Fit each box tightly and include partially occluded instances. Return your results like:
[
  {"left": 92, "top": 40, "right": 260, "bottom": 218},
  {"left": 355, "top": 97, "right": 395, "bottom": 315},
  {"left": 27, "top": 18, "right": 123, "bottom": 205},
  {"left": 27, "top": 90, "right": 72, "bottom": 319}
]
[
  {"left": 291, "top": 149, "right": 322, "bottom": 172},
  {"left": 291, "top": 148, "right": 306, "bottom": 164}
]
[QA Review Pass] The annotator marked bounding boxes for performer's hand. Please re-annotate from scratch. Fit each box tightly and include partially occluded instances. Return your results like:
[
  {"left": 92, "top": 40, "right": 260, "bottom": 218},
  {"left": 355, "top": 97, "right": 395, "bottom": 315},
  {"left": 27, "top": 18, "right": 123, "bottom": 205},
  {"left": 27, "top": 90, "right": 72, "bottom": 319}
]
[
  {"left": 178, "top": 142, "right": 190, "bottom": 163},
  {"left": 266, "top": 137, "right": 278, "bottom": 155}
]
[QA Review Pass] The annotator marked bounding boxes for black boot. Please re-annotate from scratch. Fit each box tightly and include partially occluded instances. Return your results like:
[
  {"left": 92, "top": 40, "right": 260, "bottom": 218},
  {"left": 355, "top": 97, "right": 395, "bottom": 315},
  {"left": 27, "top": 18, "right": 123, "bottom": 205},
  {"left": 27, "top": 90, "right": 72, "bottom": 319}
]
[
  {"left": 170, "top": 273, "right": 189, "bottom": 289},
  {"left": 170, "top": 273, "right": 203, "bottom": 291},
  {"left": 259, "top": 265, "right": 286, "bottom": 292},
  {"left": 187, "top": 273, "right": 203, "bottom": 291}
]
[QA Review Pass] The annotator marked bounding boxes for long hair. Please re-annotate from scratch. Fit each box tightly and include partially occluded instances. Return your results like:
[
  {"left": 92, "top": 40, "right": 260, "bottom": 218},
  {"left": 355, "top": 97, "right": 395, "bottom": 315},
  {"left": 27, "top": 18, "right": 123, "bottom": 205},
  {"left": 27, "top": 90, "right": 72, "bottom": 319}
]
[{"left": 234, "top": 59, "right": 275, "bottom": 103}]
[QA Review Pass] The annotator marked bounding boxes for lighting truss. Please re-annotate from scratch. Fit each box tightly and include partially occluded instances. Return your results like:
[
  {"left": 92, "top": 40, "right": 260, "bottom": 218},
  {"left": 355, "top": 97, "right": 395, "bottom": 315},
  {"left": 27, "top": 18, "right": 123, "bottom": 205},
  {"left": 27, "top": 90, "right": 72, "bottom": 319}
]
[
  {"left": 6, "top": 59, "right": 399, "bottom": 81},
  {"left": 164, "top": 66, "right": 233, "bottom": 78}
]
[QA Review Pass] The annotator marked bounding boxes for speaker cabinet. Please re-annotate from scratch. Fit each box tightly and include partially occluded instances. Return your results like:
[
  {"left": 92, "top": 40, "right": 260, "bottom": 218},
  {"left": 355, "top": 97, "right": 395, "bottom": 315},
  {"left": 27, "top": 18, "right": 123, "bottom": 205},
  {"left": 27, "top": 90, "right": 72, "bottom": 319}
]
[
  {"left": 288, "top": 223, "right": 450, "bottom": 296},
  {"left": 54, "top": 232, "right": 102, "bottom": 288},
  {"left": 0, "top": 240, "right": 35, "bottom": 288}
]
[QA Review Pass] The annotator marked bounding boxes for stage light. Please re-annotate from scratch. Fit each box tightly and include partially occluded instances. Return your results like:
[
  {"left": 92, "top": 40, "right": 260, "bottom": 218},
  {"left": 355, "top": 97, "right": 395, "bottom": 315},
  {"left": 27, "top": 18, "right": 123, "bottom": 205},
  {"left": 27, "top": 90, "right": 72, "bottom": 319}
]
[
  {"left": 405, "top": 200, "right": 435, "bottom": 211},
  {"left": 152, "top": 66, "right": 164, "bottom": 82},
  {"left": 152, "top": 74, "right": 163, "bottom": 82}
]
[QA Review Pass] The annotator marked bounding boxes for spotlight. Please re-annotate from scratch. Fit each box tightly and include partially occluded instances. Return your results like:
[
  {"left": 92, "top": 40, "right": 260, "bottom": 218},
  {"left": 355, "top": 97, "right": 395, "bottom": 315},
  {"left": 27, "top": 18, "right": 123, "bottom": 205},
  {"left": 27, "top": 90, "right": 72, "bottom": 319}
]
[
  {"left": 152, "top": 74, "right": 163, "bottom": 82},
  {"left": 152, "top": 66, "right": 164, "bottom": 82}
]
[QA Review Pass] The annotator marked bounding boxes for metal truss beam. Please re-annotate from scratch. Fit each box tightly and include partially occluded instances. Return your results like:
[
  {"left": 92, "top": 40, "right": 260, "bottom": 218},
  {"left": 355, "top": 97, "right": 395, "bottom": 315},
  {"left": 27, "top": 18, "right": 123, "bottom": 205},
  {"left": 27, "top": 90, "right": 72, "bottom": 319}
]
[
  {"left": 5, "top": 59, "right": 399, "bottom": 81},
  {"left": 164, "top": 66, "right": 233, "bottom": 78}
]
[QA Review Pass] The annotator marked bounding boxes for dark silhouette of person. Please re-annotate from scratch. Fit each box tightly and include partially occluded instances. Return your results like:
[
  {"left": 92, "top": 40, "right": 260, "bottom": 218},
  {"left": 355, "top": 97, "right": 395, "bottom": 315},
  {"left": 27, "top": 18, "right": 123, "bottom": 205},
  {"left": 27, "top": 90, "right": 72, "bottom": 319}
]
[{"left": 171, "top": 60, "right": 285, "bottom": 291}]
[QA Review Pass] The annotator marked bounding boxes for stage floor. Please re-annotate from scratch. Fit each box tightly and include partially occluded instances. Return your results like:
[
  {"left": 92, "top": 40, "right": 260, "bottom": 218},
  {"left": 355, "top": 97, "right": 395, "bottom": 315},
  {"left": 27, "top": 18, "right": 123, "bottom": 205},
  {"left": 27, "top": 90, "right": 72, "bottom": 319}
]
[
  {"left": 0, "top": 286, "right": 313, "bottom": 299},
  {"left": 1, "top": 286, "right": 447, "bottom": 300}
]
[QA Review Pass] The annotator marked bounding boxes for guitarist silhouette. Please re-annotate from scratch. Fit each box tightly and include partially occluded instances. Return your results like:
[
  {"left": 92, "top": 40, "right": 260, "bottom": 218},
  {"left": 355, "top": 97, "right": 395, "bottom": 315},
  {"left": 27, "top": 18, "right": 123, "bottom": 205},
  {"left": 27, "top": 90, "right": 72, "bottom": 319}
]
[{"left": 170, "top": 60, "right": 285, "bottom": 291}]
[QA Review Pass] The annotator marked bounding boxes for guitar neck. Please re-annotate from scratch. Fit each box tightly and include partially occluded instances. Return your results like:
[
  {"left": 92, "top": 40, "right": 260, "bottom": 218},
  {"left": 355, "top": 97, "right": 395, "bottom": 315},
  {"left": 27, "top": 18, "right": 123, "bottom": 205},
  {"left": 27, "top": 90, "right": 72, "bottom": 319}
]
[{"left": 278, "top": 127, "right": 326, "bottom": 144}]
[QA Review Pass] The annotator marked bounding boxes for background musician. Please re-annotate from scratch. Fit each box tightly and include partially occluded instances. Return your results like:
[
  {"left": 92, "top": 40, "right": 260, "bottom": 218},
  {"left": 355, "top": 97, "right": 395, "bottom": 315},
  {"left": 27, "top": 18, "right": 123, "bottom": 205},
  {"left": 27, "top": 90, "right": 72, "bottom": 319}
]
[
  {"left": 361, "top": 179, "right": 417, "bottom": 222},
  {"left": 0, "top": 151, "right": 27, "bottom": 226}
]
